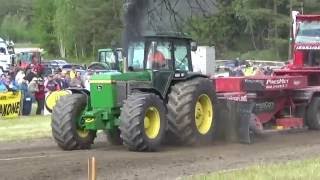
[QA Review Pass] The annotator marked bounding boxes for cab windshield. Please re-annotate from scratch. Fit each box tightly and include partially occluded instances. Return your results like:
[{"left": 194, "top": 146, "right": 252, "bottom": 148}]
[
  {"left": 17, "top": 52, "right": 40, "bottom": 63},
  {"left": 296, "top": 21, "right": 320, "bottom": 43},
  {"left": 127, "top": 40, "right": 172, "bottom": 71},
  {"left": 128, "top": 41, "right": 145, "bottom": 70},
  {"left": 99, "top": 50, "right": 116, "bottom": 64}
]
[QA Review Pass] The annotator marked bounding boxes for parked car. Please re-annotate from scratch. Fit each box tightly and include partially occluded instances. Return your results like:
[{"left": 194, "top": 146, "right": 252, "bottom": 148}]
[
  {"left": 61, "top": 64, "right": 85, "bottom": 70},
  {"left": 49, "top": 59, "right": 68, "bottom": 68}
]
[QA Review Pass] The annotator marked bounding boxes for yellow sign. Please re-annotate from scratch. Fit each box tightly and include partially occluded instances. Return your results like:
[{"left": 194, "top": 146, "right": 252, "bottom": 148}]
[
  {"left": 45, "top": 90, "right": 70, "bottom": 113},
  {"left": 0, "top": 91, "right": 22, "bottom": 118}
]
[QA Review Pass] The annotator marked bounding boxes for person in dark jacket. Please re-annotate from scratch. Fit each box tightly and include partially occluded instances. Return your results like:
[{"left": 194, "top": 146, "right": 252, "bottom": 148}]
[
  {"left": 24, "top": 67, "right": 37, "bottom": 83},
  {"left": 35, "top": 78, "right": 45, "bottom": 115}
]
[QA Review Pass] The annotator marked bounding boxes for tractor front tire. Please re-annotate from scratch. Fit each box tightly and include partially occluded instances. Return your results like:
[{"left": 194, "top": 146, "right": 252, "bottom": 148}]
[
  {"left": 51, "top": 94, "right": 96, "bottom": 150},
  {"left": 119, "top": 93, "right": 166, "bottom": 152},
  {"left": 306, "top": 97, "right": 320, "bottom": 130},
  {"left": 167, "top": 77, "right": 216, "bottom": 145}
]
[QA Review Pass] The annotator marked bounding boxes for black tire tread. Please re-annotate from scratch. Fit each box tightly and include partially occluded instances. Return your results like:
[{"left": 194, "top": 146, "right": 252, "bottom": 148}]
[
  {"left": 166, "top": 77, "right": 216, "bottom": 145},
  {"left": 119, "top": 93, "right": 165, "bottom": 152},
  {"left": 51, "top": 94, "right": 96, "bottom": 150},
  {"left": 306, "top": 97, "right": 320, "bottom": 130}
]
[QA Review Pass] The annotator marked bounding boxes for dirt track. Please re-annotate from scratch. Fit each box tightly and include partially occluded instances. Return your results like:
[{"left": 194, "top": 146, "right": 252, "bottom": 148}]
[{"left": 1, "top": 131, "right": 320, "bottom": 180}]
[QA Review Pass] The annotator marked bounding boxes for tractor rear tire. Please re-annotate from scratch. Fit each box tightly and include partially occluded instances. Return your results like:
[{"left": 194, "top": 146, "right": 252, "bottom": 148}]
[
  {"left": 306, "top": 97, "right": 320, "bottom": 130},
  {"left": 167, "top": 77, "right": 216, "bottom": 145},
  {"left": 119, "top": 93, "right": 166, "bottom": 152},
  {"left": 105, "top": 128, "right": 123, "bottom": 145},
  {"left": 51, "top": 94, "right": 96, "bottom": 150}
]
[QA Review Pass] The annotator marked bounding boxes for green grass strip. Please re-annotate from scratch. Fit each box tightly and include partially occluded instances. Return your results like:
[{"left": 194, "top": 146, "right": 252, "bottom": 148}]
[
  {"left": 186, "top": 158, "right": 320, "bottom": 180},
  {"left": 0, "top": 116, "right": 51, "bottom": 142}
]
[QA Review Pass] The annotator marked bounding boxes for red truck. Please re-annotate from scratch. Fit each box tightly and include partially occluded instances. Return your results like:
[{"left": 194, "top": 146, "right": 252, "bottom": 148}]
[
  {"left": 215, "top": 11, "right": 320, "bottom": 143},
  {"left": 15, "top": 48, "right": 43, "bottom": 69}
]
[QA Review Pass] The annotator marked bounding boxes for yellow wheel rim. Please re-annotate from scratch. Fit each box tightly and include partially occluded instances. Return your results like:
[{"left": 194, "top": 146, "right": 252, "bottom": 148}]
[
  {"left": 77, "top": 129, "right": 89, "bottom": 138},
  {"left": 195, "top": 94, "right": 214, "bottom": 135},
  {"left": 45, "top": 90, "right": 70, "bottom": 111},
  {"left": 144, "top": 106, "right": 161, "bottom": 139}
]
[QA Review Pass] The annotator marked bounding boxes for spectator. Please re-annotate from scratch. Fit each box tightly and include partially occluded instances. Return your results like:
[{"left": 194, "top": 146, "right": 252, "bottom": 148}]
[
  {"left": 69, "top": 71, "right": 84, "bottom": 88},
  {"left": 243, "top": 61, "right": 255, "bottom": 76},
  {"left": 15, "top": 70, "right": 25, "bottom": 85},
  {"left": 229, "top": 62, "right": 244, "bottom": 77},
  {"left": 60, "top": 70, "right": 70, "bottom": 89},
  {"left": 24, "top": 67, "right": 37, "bottom": 83},
  {"left": 264, "top": 67, "right": 273, "bottom": 75},
  {"left": 45, "top": 74, "right": 60, "bottom": 92},
  {"left": 5, "top": 75, "right": 18, "bottom": 91},
  {"left": 19, "top": 78, "right": 30, "bottom": 96},
  {"left": 54, "top": 73, "right": 62, "bottom": 89},
  {"left": 70, "top": 67, "right": 76, "bottom": 79},
  {"left": 0, "top": 66, "right": 3, "bottom": 75},
  {"left": 0, "top": 80, "right": 7, "bottom": 92},
  {"left": 0, "top": 74, "right": 6, "bottom": 83},
  {"left": 31, "top": 55, "right": 43, "bottom": 76},
  {"left": 28, "top": 77, "right": 39, "bottom": 101},
  {"left": 254, "top": 66, "right": 265, "bottom": 76},
  {"left": 35, "top": 77, "right": 45, "bottom": 115}
]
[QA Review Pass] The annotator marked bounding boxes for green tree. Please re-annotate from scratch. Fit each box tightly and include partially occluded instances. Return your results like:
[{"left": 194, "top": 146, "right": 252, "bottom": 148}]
[{"left": 33, "top": 0, "right": 58, "bottom": 55}]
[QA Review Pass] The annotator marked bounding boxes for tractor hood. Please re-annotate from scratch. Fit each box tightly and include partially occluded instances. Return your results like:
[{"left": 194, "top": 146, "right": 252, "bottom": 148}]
[
  {"left": 90, "top": 71, "right": 151, "bottom": 83},
  {"left": 89, "top": 71, "right": 151, "bottom": 109}
]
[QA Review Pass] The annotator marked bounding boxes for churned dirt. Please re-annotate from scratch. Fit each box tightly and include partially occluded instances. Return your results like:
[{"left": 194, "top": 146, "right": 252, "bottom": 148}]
[{"left": 1, "top": 131, "right": 320, "bottom": 180}]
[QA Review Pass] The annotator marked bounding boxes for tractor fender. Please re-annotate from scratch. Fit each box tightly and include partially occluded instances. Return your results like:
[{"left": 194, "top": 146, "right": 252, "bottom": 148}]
[
  {"left": 175, "top": 73, "right": 209, "bottom": 81},
  {"left": 173, "top": 73, "right": 215, "bottom": 87},
  {"left": 67, "top": 88, "right": 91, "bottom": 107},
  {"left": 67, "top": 88, "right": 90, "bottom": 97},
  {"left": 45, "top": 89, "right": 90, "bottom": 113},
  {"left": 131, "top": 88, "right": 163, "bottom": 99}
]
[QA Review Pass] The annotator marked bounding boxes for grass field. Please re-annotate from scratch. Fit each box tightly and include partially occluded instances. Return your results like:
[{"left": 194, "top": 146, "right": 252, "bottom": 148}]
[
  {"left": 186, "top": 158, "right": 320, "bottom": 180},
  {"left": 0, "top": 116, "right": 51, "bottom": 142}
]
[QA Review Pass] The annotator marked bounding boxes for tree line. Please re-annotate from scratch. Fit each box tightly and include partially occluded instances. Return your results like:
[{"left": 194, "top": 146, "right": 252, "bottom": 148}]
[{"left": 0, "top": 0, "right": 319, "bottom": 60}]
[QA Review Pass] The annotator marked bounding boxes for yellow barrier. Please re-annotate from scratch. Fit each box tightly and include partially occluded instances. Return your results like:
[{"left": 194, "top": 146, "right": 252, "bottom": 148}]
[{"left": 0, "top": 91, "right": 22, "bottom": 118}]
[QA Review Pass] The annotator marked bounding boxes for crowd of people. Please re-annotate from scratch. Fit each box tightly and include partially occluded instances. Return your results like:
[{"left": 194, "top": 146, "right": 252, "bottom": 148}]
[
  {"left": 225, "top": 59, "right": 273, "bottom": 77},
  {"left": 0, "top": 56, "right": 86, "bottom": 115}
]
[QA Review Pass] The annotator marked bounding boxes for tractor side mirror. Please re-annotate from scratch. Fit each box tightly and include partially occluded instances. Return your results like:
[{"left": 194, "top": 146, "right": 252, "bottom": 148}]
[{"left": 191, "top": 41, "right": 198, "bottom": 51}]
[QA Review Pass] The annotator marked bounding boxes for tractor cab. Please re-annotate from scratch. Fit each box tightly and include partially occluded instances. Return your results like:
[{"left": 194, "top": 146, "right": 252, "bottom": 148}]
[
  {"left": 87, "top": 48, "right": 123, "bottom": 71},
  {"left": 127, "top": 36, "right": 195, "bottom": 72},
  {"left": 98, "top": 48, "right": 123, "bottom": 71},
  {"left": 15, "top": 48, "right": 43, "bottom": 69},
  {"left": 292, "top": 13, "right": 320, "bottom": 68},
  {"left": 85, "top": 48, "right": 123, "bottom": 90},
  {"left": 125, "top": 34, "right": 198, "bottom": 97}
]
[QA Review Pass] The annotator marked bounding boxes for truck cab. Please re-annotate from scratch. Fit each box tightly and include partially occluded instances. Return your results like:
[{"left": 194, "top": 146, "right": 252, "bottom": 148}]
[
  {"left": 0, "top": 38, "right": 15, "bottom": 71},
  {"left": 292, "top": 13, "right": 320, "bottom": 67},
  {"left": 15, "top": 48, "right": 43, "bottom": 69}
]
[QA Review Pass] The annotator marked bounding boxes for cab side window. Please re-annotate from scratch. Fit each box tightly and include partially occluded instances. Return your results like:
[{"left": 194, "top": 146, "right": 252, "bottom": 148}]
[{"left": 174, "top": 42, "right": 190, "bottom": 71}]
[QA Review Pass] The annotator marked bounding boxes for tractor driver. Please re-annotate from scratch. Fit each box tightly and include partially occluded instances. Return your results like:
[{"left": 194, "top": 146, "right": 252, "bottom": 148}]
[{"left": 147, "top": 41, "right": 166, "bottom": 69}]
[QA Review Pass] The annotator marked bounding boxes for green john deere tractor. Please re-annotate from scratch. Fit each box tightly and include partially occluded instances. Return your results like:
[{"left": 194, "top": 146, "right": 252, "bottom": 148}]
[{"left": 51, "top": 34, "right": 217, "bottom": 152}]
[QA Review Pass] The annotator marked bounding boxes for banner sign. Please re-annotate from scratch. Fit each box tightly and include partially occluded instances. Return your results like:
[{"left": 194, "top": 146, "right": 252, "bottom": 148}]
[{"left": 0, "top": 91, "right": 22, "bottom": 118}]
